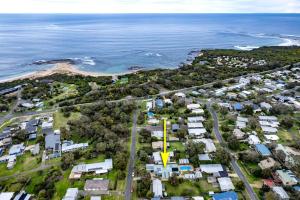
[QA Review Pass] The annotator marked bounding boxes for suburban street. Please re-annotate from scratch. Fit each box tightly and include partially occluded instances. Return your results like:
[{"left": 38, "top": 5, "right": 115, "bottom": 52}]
[
  {"left": 125, "top": 110, "right": 138, "bottom": 200},
  {"left": 207, "top": 101, "right": 259, "bottom": 200}
]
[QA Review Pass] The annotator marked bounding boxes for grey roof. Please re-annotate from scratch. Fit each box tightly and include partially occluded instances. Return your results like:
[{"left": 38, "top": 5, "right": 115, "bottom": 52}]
[
  {"left": 45, "top": 133, "right": 61, "bottom": 151},
  {"left": 84, "top": 179, "right": 109, "bottom": 191}
]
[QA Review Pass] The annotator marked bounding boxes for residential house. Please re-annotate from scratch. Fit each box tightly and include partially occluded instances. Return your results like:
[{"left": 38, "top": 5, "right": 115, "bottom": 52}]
[
  {"left": 187, "top": 104, "right": 201, "bottom": 110},
  {"left": 84, "top": 179, "right": 109, "bottom": 195},
  {"left": 275, "top": 144, "right": 299, "bottom": 167},
  {"left": 151, "top": 130, "right": 163, "bottom": 139},
  {"left": 276, "top": 170, "right": 298, "bottom": 186},
  {"left": 260, "top": 102, "right": 272, "bottom": 111},
  {"left": 174, "top": 92, "right": 186, "bottom": 98},
  {"left": 146, "top": 163, "right": 179, "bottom": 179},
  {"left": 188, "top": 128, "right": 207, "bottom": 138},
  {"left": 217, "top": 177, "right": 235, "bottom": 192},
  {"left": 258, "top": 157, "right": 277, "bottom": 170},
  {"left": 155, "top": 99, "right": 164, "bottom": 108},
  {"left": 193, "top": 139, "right": 216, "bottom": 153},
  {"left": 248, "top": 135, "right": 261, "bottom": 145},
  {"left": 187, "top": 116, "right": 205, "bottom": 123},
  {"left": 9, "top": 143, "right": 25, "bottom": 156},
  {"left": 172, "top": 124, "right": 180, "bottom": 132},
  {"left": 233, "top": 103, "right": 243, "bottom": 111},
  {"left": 62, "top": 188, "right": 78, "bottom": 200},
  {"left": 261, "top": 126, "right": 278, "bottom": 134},
  {"left": 212, "top": 191, "right": 238, "bottom": 200},
  {"left": 152, "top": 151, "right": 174, "bottom": 164},
  {"left": 198, "top": 154, "right": 211, "bottom": 161},
  {"left": 233, "top": 129, "right": 245, "bottom": 140},
  {"left": 255, "top": 144, "right": 272, "bottom": 157},
  {"left": 200, "top": 164, "right": 227, "bottom": 177},
  {"left": 62, "top": 141, "right": 89, "bottom": 153},
  {"left": 69, "top": 159, "right": 113, "bottom": 179},
  {"left": 45, "top": 130, "right": 61, "bottom": 157},
  {"left": 13, "top": 191, "right": 31, "bottom": 200},
  {"left": 152, "top": 179, "right": 163, "bottom": 198},
  {"left": 0, "top": 192, "right": 14, "bottom": 200},
  {"left": 272, "top": 186, "right": 290, "bottom": 200}
]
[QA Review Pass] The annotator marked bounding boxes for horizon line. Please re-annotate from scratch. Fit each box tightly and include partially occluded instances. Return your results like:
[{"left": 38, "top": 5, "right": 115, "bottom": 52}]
[{"left": 0, "top": 12, "right": 300, "bottom": 14}]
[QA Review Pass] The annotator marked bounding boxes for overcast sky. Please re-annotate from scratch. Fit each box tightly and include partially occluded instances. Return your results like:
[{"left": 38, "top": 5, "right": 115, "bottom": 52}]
[{"left": 0, "top": 0, "right": 300, "bottom": 13}]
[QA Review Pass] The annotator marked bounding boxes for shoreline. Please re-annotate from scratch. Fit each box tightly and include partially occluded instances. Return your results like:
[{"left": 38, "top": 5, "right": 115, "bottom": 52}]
[{"left": 0, "top": 63, "right": 139, "bottom": 83}]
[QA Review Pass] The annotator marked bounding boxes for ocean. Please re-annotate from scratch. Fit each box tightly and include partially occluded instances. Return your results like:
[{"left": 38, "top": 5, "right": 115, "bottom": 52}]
[{"left": 0, "top": 14, "right": 300, "bottom": 80}]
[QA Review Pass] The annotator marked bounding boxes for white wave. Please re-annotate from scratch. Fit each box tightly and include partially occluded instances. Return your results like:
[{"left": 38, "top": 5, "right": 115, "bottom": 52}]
[
  {"left": 234, "top": 45, "right": 260, "bottom": 51},
  {"left": 82, "top": 57, "right": 96, "bottom": 66},
  {"left": 145, "top": 52, "right": 163, "bottom": 57}
]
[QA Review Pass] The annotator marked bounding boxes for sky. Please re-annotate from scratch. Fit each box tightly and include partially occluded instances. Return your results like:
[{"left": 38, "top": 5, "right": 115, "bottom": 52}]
[{"left": 0, "top": 0, "right": 300, "bottom": 13}]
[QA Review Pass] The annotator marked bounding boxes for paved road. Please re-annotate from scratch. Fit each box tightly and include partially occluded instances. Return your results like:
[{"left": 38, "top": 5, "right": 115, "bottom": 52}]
[
  {"left": 125, "top": 110, "right": 138, "bottom": 200},
  {"left": 207, "top": 101, "right": 259, "bottom": 200},
  {"left": 0, "top": 64, "right": 290, "bottom": 127},
  {"left": 0, "top": 88, "right": 22, "bottom": 126}
]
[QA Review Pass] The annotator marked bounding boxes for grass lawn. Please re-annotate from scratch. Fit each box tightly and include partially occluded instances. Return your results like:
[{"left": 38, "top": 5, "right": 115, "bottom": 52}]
[
  {"left": 238, "top": 161, "right": 262, "bottom": 187},
  {"left": 0, "top": 152, "right": 40, "bottom": 177},
  {"left": 169, "top": 142, "right": 185, "bottom": 152},
  {"left": 165, "top": 180, "right": 202, "bottom": 196},
  {"left": 53, "top": 111, "right": 81, "bottom": 129}
]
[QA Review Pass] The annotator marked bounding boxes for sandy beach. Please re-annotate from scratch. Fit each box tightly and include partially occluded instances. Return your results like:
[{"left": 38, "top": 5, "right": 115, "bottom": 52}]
[{"left": 0, "top": 63, "right": 136, "bottom": 83}]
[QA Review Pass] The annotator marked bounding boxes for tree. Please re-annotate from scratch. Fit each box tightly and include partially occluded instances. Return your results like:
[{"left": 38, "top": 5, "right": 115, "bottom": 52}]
[
  {"left": 169, "top": 174, "right": 179, "bottom": 186},
  {"left": 176, "top": 128, "right": 187, "bottom": 140},
  {"left": 228, "top": 136, "right": 240, "bottom": 151},
  {"left": 270, "top": 104, "right": 293, "bottom": 115},
  {"left": 281, "top": 116, "right": 294, "bottom": 129},
  {"left": 248, "top": 117, "right": 259, "bottom": 129},
  {"left": 219, "top": 106, "right": 228, "bottom": 117},
  {"left": 60, "top": 127, "right": 71, "bottom": 140},
  {"left": 137, "top": 172, "right": 151, "bottom": 197},
  {"left": 215, "top": 147, "right": 231, "bottom": 165},
  {"left": 241, "top": 105, "right": 254, "bottom": 115},
  {"left": 235, "top": 180, "right": 245, "bottom": 191},
  {"left": 114, "top": 152, "right": 128, "bottom": 170},
  {"left": 96, "top": 142, "right": 106, "bottom": 153},
  {"left": 61, "top": 153, "right": 74, "bottom": 170}
]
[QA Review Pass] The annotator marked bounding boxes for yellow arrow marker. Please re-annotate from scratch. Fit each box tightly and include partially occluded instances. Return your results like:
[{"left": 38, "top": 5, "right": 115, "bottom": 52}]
[{"left": 160, "top": 119, "right": 170, "bottom": 168}]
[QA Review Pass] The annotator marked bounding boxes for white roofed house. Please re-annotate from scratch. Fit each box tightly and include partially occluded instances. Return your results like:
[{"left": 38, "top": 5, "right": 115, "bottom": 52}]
[
  {"left": 187, "top": 104, "right": 201, "bottom": 110},
  {"left": 272, "top": 186, "right": 290, "bottom": 200},
  {"left": 218, "top": 177, "right": 235, "bottom": 191},
  {"left": 192, "top": 108, "right": 204, "bottom": 114},
  {"left": 188, "top": 122, "right": 204, "bottom": 129},
  {"left": 193, "top": 139, "right": 216, "bottom": 153},
  {"left": 9, "top": 143, "right": 25, "bottom": 156},
  {"left": 236, "top": 117, "right": 248, "bottom": 129},
  {"left": 152, "top": 179, "right": 163, "bottom": 198},
  {"left": 233, "top": 129, "right": 245, "bottom": 140},
  {"left": 151, "top": 130, "right": 163, "bottom": 139},
  {"left": 188, "top": 116, "right": 205, "bottom": 123},
  {"left": 152, "top": 151, "right": 174, "bottom": 164},
  {"left": 69, "top": 159, "right": 113, "bottom": 179},
  {"left": 248, "top": 135, "right": 261, "bottom": 145},
  {"left": 188, "top": 128, "right": 207, "bottom": 138},
  {"left": 62, "top": 188, "right": 78, "bottom": 200},
  {"left": 174, "top": 92, "right": 186, "bottom": 98},
  {"left": 260, "top": 102, "right": 272, "bottom": 111},
  {"left": 62, "top": 140, "right": 89, "bottom": 153},
  {"left": 258, "top": 116, "right": 278, "bottom": 122},
  {"left": 261, "top": 126, "right": 278, "bottom": 134}
]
